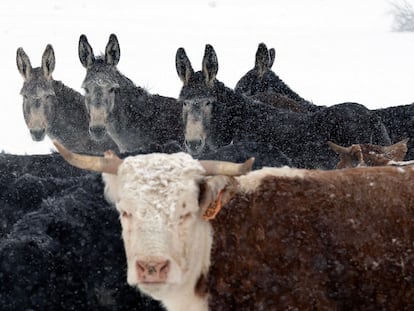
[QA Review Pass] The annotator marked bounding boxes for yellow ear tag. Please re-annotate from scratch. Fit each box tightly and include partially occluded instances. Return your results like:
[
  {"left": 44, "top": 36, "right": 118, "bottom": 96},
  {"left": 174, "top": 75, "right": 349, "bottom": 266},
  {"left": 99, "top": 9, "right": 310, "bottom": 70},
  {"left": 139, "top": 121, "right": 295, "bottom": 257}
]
[{"left": 202, "top": 189, "right": 224, "bottom": 221}]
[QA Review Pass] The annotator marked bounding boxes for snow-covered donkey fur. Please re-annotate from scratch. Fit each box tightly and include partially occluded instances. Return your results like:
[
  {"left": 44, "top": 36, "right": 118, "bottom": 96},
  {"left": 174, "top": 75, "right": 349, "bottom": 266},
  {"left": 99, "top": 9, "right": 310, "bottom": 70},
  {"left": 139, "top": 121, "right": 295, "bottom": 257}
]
[
  {"left": 16, "top": 45, "right": 118, "bottom": 154},
  {"left": 176, "top": 44, "right": 303, "bottom": 156},
  {"left": 235, "top": 42, "right": 319, "bottom": 112},
  {"left": 78, "top": 34, "right": 183, "bottom": 152}
]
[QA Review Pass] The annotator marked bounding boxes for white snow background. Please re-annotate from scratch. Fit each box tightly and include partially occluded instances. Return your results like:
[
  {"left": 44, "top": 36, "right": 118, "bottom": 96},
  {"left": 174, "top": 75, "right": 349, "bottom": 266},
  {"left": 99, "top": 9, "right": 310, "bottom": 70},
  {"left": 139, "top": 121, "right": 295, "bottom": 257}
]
[{"left": 1, "top": 0, "right": 413, "bottom": 154}]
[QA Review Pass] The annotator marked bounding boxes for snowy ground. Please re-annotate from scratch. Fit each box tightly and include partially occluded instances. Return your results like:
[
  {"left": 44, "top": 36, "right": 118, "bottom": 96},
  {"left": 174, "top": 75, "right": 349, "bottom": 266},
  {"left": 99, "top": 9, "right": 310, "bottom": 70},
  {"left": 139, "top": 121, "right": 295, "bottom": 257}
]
[{"left": 1, "top": 0, "right": 414, "bottom": 154}]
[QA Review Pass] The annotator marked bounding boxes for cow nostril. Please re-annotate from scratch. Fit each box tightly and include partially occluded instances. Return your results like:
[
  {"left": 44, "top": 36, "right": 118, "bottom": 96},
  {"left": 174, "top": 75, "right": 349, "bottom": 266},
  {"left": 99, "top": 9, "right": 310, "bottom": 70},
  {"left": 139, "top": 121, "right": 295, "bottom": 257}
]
[
  {"left": 136, "top": 261, "right": 146, "bottom": 274},
  {"left": 159, "top": 260, "right": 170, "bottom": 277}
]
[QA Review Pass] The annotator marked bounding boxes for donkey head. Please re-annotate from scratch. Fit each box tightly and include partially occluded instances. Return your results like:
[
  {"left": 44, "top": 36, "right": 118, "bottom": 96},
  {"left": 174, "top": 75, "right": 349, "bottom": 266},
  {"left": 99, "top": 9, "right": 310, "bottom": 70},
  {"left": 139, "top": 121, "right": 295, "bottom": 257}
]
[
  {"left": 235, "top": 43, "right": 275, "bottom": 96},
  {"left": 16, "top": 45, "right": 56, "bottom": 141},
  {"left": 176, "top": 44, "right": 219, "bottom": 156},
  {"left": 78, "top": 34, "right": 120, "bottom": 141}
]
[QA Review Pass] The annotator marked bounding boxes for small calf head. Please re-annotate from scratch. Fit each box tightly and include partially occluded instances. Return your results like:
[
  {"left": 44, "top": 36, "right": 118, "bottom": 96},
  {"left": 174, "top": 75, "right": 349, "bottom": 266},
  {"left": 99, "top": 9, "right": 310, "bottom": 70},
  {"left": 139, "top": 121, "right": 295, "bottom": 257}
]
[
  {"left": 328, "top": 139, "right": 409, "bottom": 169},
  {"left": 78, "top": 34, "right": 121, "bottom": 141},
  {"left": 16, "top": 45, "right": 57, "bottom": 141}
]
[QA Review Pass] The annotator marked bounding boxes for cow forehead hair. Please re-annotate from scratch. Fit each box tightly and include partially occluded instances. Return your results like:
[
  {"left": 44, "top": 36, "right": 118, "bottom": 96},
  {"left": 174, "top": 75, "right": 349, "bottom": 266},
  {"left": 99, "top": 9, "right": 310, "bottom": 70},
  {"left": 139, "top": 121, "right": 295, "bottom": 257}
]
[{"left": 116, "top": 152, "right": 206, "bottom": 215}]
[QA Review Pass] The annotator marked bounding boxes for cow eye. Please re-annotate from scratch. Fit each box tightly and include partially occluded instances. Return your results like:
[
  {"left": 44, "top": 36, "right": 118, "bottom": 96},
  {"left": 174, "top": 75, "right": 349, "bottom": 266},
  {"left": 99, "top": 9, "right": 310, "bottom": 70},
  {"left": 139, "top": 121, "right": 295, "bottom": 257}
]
[
  {"left": 179, "top": 212, "right": 192, "bottom": 223},
  {"left": 121, "top": 211, "right": 132, "bottom": 218}
]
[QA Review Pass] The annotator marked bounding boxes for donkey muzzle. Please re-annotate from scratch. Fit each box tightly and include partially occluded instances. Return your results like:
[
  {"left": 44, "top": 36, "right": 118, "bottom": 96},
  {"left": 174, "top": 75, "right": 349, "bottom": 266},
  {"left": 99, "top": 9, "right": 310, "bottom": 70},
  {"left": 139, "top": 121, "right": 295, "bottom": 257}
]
[
  {"left": 30, "top": 129, "right": 46, "bottom": 141},
  {"left": 89, "top": 125, "right": 107, "bottom": 141},
  {"left": 185, "top": 139, "right": 205, "bottom": 156}
]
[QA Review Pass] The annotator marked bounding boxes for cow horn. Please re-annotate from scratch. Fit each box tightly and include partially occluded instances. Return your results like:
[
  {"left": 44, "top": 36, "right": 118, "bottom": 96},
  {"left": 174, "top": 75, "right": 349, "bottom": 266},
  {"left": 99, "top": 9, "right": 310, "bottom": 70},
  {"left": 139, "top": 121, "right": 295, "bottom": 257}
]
[
  {"left": 199, "top": 157, "right": 255, "bottom": 176},
  {"left": 53, "top": 140, "right": 122, "bottom": 175},
  {"left": 327, "top": 141, "right": 351, "bottom": 154}
]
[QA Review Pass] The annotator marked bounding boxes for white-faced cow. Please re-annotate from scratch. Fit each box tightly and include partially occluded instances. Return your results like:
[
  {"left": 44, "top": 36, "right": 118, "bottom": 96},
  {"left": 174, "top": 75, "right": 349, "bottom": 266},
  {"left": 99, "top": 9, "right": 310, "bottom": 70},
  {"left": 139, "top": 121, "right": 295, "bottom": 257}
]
[{"left": 55, "top": 141, "right": 414, "bottom": 310}]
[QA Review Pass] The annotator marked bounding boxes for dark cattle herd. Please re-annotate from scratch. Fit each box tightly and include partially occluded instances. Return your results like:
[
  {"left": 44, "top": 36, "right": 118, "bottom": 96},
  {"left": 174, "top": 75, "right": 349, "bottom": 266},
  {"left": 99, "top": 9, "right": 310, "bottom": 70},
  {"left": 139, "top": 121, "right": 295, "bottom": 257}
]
[{"left": 1, "top": 34, "right": 413, "bottom": 310}]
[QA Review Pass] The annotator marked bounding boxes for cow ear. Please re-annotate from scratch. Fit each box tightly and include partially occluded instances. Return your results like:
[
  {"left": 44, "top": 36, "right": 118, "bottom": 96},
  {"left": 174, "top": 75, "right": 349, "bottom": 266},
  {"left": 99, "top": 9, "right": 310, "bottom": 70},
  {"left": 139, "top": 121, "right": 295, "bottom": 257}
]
[
  {"left": 16, "top": 47, "right": 32, "bottom": 80},
  {"left": 79, "top": 34, "right": 95, "bottom": 68},
  {"left": 255, "top": 43, "right": 269, "bottom": 77},
  {"left": 199, "top": 176, "right": 238, "bottom": 221},
  {"left": 176, "top": 47, "right": 194, "bottom": 85},
  {"left": 202, "top": 44, "right": 218, "bottom": 87},
  {"left": 41, "top": 44, "right": 55, "bottom": 80},
  {"left": 105, "top": 34, "right": 120, "bottom": 66}
]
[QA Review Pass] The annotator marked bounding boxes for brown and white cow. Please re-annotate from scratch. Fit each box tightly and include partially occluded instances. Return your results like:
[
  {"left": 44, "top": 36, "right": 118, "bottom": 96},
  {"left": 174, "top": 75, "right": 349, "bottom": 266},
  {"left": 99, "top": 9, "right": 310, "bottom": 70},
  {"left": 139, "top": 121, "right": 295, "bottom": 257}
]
[
  {"left": 328, "top": 138, "right": 409, "bottom": 168},
  {"left": 54, "top": 141, "right": 414, "bottom": 310}
]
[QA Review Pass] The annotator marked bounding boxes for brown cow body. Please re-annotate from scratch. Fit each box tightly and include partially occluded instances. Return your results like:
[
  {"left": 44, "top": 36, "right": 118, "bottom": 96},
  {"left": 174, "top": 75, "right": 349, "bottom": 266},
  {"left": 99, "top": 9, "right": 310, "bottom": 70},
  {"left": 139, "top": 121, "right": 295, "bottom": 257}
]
[{"left": 208, "top": 166, "right": 414, "bottom": 310}]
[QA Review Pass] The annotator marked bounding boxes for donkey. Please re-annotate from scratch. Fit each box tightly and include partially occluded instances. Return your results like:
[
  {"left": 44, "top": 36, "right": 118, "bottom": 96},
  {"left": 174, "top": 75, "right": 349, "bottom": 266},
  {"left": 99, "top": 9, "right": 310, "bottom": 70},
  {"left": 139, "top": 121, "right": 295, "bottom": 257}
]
[
  {"left": 16, "top": 45, "right": 119, "bottom": 155},
  {"left": 176, "top": 44, "right": 391, "bottom": 169},
  {"left": 235, "top": 43, "right": 320, "bottom": 113},
  {"left": 176, "top": 44, "right": 304, "bottom": 157},
  {"left": 78, "top": 34, "right": 183, "bottom": 153}
]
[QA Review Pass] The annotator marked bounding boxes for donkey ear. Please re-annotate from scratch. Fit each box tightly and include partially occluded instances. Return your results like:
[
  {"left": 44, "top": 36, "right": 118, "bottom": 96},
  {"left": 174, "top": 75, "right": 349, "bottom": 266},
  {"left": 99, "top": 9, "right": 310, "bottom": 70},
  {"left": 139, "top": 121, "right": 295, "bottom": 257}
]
[
  {"left": 268, "top": 48, "right": 275, "bottom": 69},
  {"left": 105, "top": 34, "right": 120, "bottom": 66},
  {"left": 16, "top": 47, "right": 32, "bottom": 80},
  {"left": 202, "top": 44, "right": 218, "bottom": 87},
  {"left": 255, "top": 43, "right": 269, "bottom": 77},
  {"left": 41, "top": 44, "right": 55, "bottom": 79},
  {"left": 176, "top": 47, "right": 194, "bottom": 85},
  {"left": 78, "top": 34, "right": 95, "bottom": 68}
]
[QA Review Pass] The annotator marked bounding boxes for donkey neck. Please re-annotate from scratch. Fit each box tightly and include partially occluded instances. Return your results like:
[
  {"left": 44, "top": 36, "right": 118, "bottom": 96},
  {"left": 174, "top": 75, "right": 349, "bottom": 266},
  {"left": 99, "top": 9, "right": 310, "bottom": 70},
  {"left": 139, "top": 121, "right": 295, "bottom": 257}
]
[
  {"left": 106, "top": 74, "right": 154, "bottom": 151},
  {"left": 112, "top": 75, "right": 149, "bottom": 125},
  {"left": 213, "top": 81, "right": 245, "bottom": 140},
  {"left": 47, "top": 80, "right": 88, "bottom": 138},
  {"left": 52, "top": 80, "right": 84, "bottom": 110}
]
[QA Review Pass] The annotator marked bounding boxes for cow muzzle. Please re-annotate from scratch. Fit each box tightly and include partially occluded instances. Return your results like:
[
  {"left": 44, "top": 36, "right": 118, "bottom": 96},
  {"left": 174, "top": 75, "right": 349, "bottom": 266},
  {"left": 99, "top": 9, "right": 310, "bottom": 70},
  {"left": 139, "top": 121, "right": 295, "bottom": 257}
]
[{"left": 136, "top": 259, "right": 170, "bottom": 284}]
